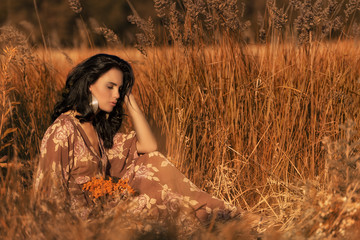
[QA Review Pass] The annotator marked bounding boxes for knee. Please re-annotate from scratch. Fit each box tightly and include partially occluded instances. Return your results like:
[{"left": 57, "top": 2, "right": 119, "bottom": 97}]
[
  {"left": 137, "top": 151, "right": 168, "bottom": 162},
  {"left": 135, "top": 151, "right": 177, "bottom": 172}
]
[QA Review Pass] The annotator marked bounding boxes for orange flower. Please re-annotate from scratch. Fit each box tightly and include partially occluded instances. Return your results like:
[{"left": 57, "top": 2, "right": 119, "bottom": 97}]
[{"left": 82, "top": 176, "right": 135, "bottom": 200}]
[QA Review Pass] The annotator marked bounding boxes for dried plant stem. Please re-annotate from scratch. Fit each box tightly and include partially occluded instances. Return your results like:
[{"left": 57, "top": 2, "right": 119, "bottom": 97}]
[
  {"left": 33, "top": 0, "right": 47, "bottom": 51},
  {"left": 79, "top": 15, "right": 94, "bottom": 49}
]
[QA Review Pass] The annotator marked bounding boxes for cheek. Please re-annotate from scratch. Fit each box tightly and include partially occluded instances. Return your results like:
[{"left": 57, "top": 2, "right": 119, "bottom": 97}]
[
  {"left": 94, "top": 87, "right": 108, "bottom": 98},
  {"left": 99, "top": 88, "right": 108, "bottom": 96}
]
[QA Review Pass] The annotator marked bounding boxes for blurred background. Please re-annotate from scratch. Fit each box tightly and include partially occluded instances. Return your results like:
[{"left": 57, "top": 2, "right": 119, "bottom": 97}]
[
  {"left": 1, "top": 0, "right": 339, "bottom": 48},
  {"left": 2, "top": 0, "right": 360, "bottom": 48}
]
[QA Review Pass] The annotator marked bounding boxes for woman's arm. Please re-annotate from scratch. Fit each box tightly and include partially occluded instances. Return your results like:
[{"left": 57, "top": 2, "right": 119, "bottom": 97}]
[{"left": 124, "top": 93, "right": 158, "bottom": 153}]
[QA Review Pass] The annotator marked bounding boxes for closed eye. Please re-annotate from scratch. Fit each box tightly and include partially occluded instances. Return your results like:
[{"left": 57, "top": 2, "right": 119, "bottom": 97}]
[{"left": 107, "top": 82, "right": 119, "bottom": 90}]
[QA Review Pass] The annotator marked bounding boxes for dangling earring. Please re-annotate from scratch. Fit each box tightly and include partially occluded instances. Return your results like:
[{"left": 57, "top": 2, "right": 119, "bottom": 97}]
[{"left": 89, "top": 94, "right": 99, "bottom": 113}]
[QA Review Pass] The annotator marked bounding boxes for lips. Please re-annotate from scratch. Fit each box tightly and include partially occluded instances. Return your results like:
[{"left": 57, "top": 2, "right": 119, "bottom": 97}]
[{"left": 110, "top": 102, "right": 117, "bottom": 106}]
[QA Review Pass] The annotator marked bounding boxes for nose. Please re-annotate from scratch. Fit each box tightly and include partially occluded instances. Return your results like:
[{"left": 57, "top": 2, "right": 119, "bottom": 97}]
[{"left": 114, "top": 89, "right": 120, "bottom": 100}]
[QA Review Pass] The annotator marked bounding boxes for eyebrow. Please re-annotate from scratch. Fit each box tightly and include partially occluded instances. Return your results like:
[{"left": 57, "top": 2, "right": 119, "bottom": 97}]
[{"left": 107, "top": 82, "right": 122, "bottom": 86}]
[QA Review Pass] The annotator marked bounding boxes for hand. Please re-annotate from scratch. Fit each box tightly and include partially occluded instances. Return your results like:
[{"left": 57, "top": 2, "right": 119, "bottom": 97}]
[{"left": 124, "top": 93, "right": 135, "bottom": 107}]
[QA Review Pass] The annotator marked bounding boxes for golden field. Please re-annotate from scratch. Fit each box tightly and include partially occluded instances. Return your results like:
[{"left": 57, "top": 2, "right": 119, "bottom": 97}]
[{"left": 1, "top": 37, "right": 360, "bottom": 239}]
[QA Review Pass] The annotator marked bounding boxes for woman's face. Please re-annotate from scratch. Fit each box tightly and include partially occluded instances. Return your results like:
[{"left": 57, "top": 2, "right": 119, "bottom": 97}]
[{"left": 89, "top": 68, "right": 123, "bottom": 113}]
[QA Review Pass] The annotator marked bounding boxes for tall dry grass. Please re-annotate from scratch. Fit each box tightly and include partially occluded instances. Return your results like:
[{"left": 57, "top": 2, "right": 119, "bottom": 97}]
[
  {"left": 132, "top": 39, "right": 360, "bottom": 229},
  {"left": 2, "top": 40, "right": 358, "bottom": 238}
]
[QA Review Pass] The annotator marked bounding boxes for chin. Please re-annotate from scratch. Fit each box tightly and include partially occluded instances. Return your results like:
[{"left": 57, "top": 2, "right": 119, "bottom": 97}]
[{"left": 99, "top": 107, "right": 113, "bottom": 113}]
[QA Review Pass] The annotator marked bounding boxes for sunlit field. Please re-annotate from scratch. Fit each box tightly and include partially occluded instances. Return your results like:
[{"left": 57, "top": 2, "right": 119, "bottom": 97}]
[
  {"left": 2, "top": 0, "right": 360, "bottom": 238},
  {"left": 1, "top": 39, "right": 360, "bottom": 239}
]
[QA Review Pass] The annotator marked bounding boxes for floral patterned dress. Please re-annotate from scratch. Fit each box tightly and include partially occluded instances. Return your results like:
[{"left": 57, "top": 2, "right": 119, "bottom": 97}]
[{"left": 34, "top": 111, "right": 240, "bottom": 226}]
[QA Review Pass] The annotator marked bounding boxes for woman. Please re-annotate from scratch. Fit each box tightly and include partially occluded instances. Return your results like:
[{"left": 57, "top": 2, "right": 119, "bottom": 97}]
[{"left": 34, "top": 53, "right": 240, "bottom": 226}]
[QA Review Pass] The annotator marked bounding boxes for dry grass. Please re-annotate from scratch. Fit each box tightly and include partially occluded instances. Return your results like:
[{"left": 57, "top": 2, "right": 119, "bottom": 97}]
[{"left": 1, "top": 39, "right": 360, "bottom": 238}]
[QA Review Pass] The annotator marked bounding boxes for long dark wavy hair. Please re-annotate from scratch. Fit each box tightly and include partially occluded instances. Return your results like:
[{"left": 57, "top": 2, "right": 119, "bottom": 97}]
[{"left": 52, "top": 53, "right": 135, "bottom": 149}]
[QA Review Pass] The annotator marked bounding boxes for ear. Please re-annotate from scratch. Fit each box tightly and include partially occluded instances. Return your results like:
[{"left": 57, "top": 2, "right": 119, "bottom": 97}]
[{"left": 89, "top": 85, "right": 93, "bottom": 92}]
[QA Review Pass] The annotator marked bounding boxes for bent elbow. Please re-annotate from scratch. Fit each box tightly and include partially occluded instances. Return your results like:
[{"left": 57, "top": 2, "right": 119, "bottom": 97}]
[
  {"left": 145, "top": 142, "right": 158, "bottom": 153},
  {"left": 150, "top": 142, "right": 158, "bottom": 152},
  {"left": 136, "top": 141, "right": 158, "bottom": 154}
]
